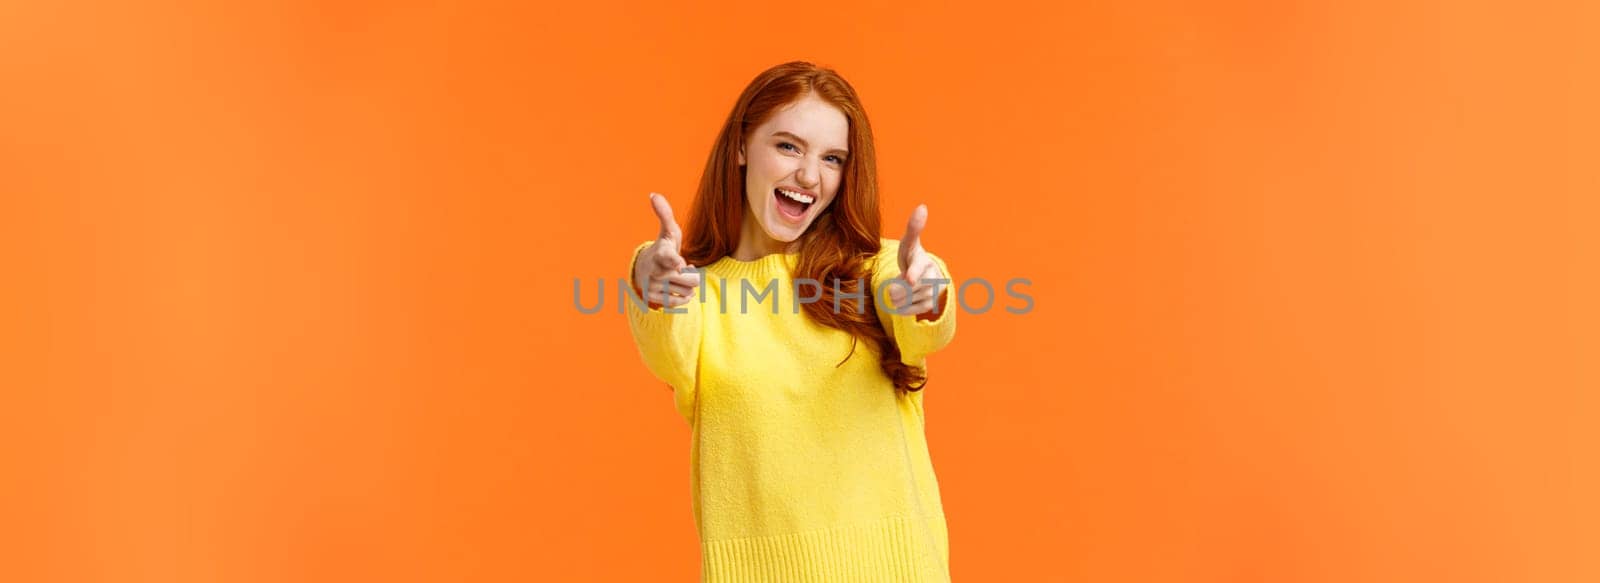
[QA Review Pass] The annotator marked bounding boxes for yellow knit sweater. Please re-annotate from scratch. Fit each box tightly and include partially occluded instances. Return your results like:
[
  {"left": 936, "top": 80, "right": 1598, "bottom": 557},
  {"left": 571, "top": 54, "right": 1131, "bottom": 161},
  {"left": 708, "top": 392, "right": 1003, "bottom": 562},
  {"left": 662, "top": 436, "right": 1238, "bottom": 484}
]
[{"left": 627, "top": 238, "right": 957, "bottom": 582}]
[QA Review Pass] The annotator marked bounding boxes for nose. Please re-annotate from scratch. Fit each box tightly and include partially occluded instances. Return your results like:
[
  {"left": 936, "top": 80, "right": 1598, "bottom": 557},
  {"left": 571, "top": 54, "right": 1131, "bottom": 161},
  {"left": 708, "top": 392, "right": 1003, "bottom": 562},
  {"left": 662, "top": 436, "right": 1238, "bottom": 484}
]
[{"left": 795, "top": 156, "right": 821, "bottom": 189}]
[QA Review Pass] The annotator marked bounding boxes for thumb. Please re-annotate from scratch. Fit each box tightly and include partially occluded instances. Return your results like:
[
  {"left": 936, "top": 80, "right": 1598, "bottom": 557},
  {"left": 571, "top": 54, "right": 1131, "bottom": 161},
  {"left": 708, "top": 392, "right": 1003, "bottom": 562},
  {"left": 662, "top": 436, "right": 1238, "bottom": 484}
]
[
  {"left": 901, "top": 204, "right": 927, "bottom": 250},
  {"left": 899, "top": 204, "right": 927, "bottom": 269},
  {"left": 650, "top": 193, "right": 682, "bottom": 243}
]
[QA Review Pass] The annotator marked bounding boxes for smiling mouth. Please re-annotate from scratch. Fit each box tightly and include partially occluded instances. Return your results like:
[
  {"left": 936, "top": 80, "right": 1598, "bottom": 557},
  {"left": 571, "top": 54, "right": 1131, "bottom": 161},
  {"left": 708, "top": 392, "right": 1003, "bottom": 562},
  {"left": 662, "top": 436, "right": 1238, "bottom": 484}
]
[{"left": 773, "top": 188, "right": 815, "bottom": 220}]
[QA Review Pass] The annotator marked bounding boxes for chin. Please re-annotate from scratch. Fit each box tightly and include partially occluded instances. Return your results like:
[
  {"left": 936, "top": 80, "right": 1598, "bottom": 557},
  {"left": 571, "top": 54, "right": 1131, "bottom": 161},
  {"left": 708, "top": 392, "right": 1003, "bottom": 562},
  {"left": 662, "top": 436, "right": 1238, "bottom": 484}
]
[{"left": 761, "top": 214, "right": 807, "bottom": 242}]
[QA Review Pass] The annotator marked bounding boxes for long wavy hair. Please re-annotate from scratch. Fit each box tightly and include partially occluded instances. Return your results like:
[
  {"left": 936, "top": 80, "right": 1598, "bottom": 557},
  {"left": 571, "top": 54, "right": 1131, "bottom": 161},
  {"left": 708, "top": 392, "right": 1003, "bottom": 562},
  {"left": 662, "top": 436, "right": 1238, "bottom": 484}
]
[{"left": 679, "top": 61, "right": 926, "bottom": 392}]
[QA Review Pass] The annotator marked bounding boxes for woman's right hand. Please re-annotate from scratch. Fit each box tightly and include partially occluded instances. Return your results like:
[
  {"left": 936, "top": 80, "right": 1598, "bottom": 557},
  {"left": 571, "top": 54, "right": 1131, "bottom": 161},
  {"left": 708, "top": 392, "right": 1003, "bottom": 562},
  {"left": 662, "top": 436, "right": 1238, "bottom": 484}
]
[{"left": 635, "top": 193, "right": 703, "bottom": 309}]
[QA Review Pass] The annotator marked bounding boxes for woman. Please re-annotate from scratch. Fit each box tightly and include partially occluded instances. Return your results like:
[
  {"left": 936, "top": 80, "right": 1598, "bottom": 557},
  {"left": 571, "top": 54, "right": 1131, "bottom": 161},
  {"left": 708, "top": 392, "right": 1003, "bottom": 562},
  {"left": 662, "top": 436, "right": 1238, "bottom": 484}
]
[{"left": 628, "top": 61, "right": 957, "bottom": 582}]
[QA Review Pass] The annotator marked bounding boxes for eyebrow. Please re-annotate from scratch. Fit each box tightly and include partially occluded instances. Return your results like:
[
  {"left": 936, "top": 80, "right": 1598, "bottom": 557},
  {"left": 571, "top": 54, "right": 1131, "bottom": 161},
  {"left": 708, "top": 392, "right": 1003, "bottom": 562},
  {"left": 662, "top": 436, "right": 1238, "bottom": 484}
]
[{"left": 771, "top": 131, "right": 849, "bottom": 157}]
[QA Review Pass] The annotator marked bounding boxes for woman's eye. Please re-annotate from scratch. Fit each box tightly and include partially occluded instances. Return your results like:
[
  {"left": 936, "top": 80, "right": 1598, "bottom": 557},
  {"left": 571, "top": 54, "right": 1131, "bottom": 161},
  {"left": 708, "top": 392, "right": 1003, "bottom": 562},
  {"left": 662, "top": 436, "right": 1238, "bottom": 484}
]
[
  {"left": 825, "top": 155, "right": 844, "bottom": 165},
  {"left": 778, "top": 142, "right": 798, "bottom": 152}
]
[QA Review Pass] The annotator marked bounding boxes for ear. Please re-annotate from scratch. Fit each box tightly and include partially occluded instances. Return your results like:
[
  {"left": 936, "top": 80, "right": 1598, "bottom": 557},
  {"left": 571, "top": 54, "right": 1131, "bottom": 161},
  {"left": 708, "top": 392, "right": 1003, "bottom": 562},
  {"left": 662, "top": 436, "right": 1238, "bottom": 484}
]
[{"left": 737, "top": 142, "right": 746, "bottom": 167}]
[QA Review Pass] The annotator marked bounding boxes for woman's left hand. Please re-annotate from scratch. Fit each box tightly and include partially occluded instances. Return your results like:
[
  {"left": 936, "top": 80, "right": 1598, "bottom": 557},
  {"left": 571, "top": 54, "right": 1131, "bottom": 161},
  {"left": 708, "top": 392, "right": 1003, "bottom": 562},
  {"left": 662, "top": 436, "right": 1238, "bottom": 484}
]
[{"left": 891, "top": 204, "right": 948, "bottom": 320}]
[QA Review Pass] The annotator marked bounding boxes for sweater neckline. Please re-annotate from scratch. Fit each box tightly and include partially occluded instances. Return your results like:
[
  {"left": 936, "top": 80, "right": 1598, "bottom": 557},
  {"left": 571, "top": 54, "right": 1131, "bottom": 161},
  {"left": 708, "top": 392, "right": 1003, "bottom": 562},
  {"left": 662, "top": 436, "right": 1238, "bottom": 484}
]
[{"left": 707, "top": 251, "right": 799, "bottom": 280}]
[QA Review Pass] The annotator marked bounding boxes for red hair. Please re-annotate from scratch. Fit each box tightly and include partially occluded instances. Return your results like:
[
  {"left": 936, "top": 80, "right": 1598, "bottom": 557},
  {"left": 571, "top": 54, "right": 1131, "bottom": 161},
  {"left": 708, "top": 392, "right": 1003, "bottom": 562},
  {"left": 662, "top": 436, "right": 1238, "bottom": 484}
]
[{"left": 680, "top": 61, "right": 927, "bottom": 392}]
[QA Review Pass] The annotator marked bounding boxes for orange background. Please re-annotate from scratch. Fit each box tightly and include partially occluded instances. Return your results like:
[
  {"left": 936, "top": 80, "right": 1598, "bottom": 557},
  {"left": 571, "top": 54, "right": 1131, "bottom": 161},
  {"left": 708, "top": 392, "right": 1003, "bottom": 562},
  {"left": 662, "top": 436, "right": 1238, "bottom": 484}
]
[{"left": 3, "top": 1, "right": 1597, "bottom": 581}]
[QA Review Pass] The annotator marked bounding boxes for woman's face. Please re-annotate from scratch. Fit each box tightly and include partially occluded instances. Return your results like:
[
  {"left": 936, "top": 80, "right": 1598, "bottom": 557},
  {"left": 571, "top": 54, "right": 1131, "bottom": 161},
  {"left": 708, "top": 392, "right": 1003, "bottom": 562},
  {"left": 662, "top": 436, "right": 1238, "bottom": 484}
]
[{"left": 739, "top": 92, "right": 850, "bottom": 244}]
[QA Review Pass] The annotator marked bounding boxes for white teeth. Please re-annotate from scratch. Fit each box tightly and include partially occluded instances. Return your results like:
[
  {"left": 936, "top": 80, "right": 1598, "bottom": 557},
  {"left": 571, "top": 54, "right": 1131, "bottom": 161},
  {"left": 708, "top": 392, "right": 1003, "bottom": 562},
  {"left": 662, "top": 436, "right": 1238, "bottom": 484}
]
[{"left": 778, "top": 189, "right": 815, "bottom": 204}]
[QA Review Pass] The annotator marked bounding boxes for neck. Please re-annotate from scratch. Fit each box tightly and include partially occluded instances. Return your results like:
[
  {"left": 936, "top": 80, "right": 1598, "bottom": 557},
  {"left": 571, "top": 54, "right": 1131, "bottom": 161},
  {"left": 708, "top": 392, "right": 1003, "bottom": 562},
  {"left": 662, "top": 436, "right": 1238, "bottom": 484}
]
[{"left": 733, "top": 206, "right": 796, "bottom": 261}]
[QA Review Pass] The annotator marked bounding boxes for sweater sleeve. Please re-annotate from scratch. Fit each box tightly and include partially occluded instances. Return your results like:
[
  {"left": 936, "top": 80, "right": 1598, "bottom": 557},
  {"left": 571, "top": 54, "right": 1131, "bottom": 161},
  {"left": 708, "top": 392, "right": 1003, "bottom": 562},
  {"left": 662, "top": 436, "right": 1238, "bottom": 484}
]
[
  {"left": 625, "top": 241, "right": 704, "bottom": 420},
  {"left": 872, "top": 238, "right": 958, "bottom": 369}
]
